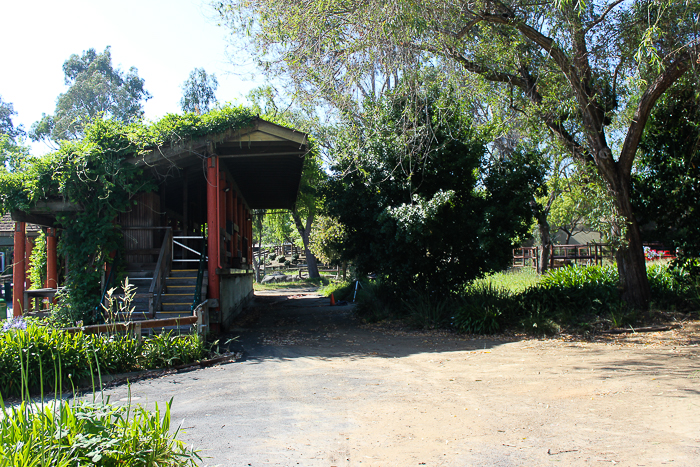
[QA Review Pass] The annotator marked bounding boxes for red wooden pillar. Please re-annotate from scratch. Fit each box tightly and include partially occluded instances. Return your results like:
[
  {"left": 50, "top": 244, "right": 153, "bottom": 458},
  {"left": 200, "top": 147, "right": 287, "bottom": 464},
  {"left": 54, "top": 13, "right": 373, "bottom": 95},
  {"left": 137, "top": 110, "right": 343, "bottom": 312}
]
[
  {"left": 46, "top": 228, "right": 58, "bottom": 290},
  {"left": 206, "top": 156, "right": 220, "bottom": 307},
  {"left": 12, "top": 222, "right": 26, "bottom": 316},
  {"left": 227, "top": 188, "right": 235, "bottom": 265},
  {"left": 219, "top": 174, "right": 227, "bottom": 268}
]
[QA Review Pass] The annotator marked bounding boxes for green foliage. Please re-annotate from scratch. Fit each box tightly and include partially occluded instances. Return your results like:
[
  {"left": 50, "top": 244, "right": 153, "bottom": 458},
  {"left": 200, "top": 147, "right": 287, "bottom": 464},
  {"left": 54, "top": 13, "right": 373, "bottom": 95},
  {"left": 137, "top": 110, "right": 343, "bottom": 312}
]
[
  {"left": 1, "top": 105, "right": 256, "bottom": 323},
  {"left": 634, "top": 77, "right": 700, "bottom": 262},
  {"left": 28, "top": 231, "right": 47, "bottom": 290},
  {"left": 453, "top": 283, "right": 515, "bottom": 335},
  {"left": 30, "top": 47, "right": 151, "bottom": 143},
  {"left": 180, "top": 67, "right": 218, "bottom": 114},
  {"left": 0, "top": 323, "right": 209, "bottom": 398},
  {"left": 309, "top": 215, "right": 346, "bottom": 265},
  {"left": 403, "top": 291, "right": 452, "bottom": 330},
  {"left": 326, "top": 86, "right": 543, "bottom": 295},
  {"left": 139, "top": 332, "right": 208, "bottom": 369},
  {"left": 0, "top": 96, "right": 29, "bottom": 170},
  {"left": 0, "top": 397, "right": 200, "bottom": 466}
]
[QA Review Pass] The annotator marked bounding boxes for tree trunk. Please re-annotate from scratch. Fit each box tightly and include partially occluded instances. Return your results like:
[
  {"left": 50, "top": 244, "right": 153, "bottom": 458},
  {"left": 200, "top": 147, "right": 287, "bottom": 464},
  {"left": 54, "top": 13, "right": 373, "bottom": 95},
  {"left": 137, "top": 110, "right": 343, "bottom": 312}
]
[
  {"left": 612, "top": 189, "right": 651, "bottom": 309},
  {"left": 530, "top": 198, "right": 551, "bottom": 275},
  {"left": 292, "top": 212, "right": 320, "bottom": 278}
]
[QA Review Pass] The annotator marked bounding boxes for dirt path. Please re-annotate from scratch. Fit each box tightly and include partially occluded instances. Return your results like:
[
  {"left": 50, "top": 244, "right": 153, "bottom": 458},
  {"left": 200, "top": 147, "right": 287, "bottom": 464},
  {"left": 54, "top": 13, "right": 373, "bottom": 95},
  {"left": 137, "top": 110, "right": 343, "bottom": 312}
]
[{"left": 103, "top": 289, "right": 700, "bottom": 466}]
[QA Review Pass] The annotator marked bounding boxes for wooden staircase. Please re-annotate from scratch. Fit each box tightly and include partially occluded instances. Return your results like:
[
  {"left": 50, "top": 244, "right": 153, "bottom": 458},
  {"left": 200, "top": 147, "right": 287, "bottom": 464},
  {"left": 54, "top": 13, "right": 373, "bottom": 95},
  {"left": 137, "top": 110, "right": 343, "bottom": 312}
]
[{"left": 160, "top": 269, "right": 208, "bottom": 321}]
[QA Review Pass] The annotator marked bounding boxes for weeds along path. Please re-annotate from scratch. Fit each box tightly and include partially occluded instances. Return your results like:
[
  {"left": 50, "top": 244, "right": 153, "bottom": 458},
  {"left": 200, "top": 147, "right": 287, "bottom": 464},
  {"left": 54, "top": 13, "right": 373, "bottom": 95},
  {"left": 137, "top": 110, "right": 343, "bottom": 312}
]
[{"left": 102, "top": 288, "right": 700, "bottom": 466}]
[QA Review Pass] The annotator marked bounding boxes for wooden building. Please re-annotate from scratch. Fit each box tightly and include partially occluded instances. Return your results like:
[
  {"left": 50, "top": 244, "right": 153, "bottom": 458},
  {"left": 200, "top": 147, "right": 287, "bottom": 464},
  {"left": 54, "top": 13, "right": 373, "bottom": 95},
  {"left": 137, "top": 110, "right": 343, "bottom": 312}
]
[{"left": 10, "top": 117, "right": 308, "bottom": 331}]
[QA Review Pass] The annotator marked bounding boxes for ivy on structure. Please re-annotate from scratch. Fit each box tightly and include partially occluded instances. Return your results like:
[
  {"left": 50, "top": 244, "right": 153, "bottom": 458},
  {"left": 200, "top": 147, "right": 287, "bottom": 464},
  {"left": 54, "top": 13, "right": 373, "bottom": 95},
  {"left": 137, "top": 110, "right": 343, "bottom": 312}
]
[{"left": 0, "top": 105, "right": 257, "bottom": 324}]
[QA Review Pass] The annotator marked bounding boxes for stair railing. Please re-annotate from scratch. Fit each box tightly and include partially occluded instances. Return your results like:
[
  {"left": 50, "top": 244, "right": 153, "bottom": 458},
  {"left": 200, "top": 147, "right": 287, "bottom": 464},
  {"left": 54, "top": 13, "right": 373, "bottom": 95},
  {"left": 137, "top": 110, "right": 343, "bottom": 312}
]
[
  {"left": 149, "top": 227, "right": 173, "bottom": 318},
  {"left": 191, "top": 241, "right": 207, "bottom": 313}
]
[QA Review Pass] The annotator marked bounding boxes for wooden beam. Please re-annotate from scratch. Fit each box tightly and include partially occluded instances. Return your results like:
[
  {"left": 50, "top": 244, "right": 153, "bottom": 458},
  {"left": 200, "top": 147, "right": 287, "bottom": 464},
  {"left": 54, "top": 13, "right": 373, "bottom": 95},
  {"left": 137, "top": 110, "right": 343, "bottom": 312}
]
[
  {"left": 33, "top": 200, "right": 83, "bottom": 212},
  {"left": 11, "top": 211, "right": 55, "bottom": 227}
]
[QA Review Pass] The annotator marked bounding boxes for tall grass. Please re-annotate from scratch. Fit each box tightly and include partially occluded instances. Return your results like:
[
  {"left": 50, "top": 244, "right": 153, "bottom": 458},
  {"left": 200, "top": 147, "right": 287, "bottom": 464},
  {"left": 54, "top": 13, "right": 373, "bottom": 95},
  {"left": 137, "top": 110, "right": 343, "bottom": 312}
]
[
  {"left": 0, "top": 324, "right": 209, "bottom": 399},
  {"left": 0, "top": 348, "right": 200, "bottom": 466}
]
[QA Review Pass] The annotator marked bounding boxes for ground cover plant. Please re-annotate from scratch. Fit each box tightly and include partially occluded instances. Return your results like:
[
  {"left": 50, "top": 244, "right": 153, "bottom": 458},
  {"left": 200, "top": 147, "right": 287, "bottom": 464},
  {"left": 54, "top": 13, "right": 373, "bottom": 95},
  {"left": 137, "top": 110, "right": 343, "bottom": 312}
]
[
  {"left": 0, "top": 322, "right": 209, "bottom": 398},
  {"left": 352, "top": 263, "right": 699, "bottom": 336},
  {"left": 0, "top": 346, "right": 200, "bottom": 467}
]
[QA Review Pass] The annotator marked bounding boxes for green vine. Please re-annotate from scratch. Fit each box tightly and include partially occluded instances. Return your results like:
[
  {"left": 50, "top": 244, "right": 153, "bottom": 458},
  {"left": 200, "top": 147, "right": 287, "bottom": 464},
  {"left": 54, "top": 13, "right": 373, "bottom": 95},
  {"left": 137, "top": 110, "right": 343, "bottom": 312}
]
[
  {"left": 28, "top": 231, "right": 47, "bottom": 290},
  {"left": 0, "top": 105, "right": 258, "bottom": 324}
]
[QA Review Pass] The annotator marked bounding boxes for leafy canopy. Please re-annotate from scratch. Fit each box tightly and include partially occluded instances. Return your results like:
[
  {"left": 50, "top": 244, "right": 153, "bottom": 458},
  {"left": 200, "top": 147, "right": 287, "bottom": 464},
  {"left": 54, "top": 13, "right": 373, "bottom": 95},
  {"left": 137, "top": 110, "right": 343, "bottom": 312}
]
[
  {"left": 180, "top": 67, "right": 219, "bottom": 114},
  {"left": 30, "top": 47, "right": 151, "bottom": 143},
  {"left": 325, "top": 87, "right": 544, "bottom": 294}
]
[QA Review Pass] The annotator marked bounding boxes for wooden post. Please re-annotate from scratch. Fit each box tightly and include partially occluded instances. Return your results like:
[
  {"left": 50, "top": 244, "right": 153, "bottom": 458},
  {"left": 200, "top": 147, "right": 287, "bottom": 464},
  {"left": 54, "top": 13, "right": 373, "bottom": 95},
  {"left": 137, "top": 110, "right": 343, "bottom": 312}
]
[
  {"left": 206, "top": 156, "right": 220, "bottom": 312},
  {"left": 227, "top": 185, "right": 234, "bottom": 266},
  {"left": 219, "top": 174, "right": 227, "bottom": 267},
  {"left": 13, "top": 222, "right": 26, "bottom": 316}
]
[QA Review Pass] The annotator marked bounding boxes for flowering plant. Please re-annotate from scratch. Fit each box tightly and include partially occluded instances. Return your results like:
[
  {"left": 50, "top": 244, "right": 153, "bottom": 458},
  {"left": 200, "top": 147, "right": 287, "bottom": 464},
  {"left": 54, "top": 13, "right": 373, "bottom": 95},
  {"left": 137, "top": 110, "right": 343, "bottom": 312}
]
[{"left": 1, "top": 317, "right": 27, "bottom": 332}]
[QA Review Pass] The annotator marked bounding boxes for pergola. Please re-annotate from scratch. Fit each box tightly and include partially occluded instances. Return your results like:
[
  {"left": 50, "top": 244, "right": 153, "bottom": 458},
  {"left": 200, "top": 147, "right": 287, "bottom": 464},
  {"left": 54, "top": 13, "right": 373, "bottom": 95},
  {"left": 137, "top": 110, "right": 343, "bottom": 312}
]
[{"left": 10, "top": 117, "right": 308, "bottom": 327}]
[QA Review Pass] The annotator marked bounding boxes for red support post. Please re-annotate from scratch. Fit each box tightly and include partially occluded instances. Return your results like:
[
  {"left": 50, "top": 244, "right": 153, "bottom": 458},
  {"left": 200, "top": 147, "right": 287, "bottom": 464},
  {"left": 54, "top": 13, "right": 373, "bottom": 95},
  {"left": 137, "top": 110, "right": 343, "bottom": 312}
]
[
  {"left": 206, "top": 156, "right": 220, "bottom": 308},
  {"left": 12, "top": 222, "right": 26, "bottom": 316},
  {"left": 219, "top": 174, "right": 227, "bottom": 268}
]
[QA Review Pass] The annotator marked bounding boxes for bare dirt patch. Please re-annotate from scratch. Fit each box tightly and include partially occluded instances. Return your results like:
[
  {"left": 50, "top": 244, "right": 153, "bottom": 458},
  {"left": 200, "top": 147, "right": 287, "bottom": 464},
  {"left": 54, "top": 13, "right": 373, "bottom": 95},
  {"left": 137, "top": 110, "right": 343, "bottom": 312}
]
[{"left": 103, "top": 289, "right": 700, "bottom": 466}]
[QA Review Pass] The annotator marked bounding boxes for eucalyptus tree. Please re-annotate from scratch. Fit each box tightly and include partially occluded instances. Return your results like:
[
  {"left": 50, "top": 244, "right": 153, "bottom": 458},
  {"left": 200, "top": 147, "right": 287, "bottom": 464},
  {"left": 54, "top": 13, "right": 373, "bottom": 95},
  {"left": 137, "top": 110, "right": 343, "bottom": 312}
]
[
  {"left": 0, "top": 95, "right": 29, "bottom": 170},
  {"left": 216, "top": 0, "right": 700, "bottom": 307},
  {"left": 180, "top": 68, "right": 219, "bottom": 114},
  {"left": 30, "top": 47, "right": 150, "bottom": 144}
]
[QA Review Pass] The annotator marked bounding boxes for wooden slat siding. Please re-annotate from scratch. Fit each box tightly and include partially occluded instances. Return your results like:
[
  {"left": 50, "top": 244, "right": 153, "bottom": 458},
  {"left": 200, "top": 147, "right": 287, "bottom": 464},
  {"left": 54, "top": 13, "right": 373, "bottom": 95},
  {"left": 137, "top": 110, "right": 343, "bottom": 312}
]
[{"left": 119, "top": 192, "right": 161, "bottom": 264}]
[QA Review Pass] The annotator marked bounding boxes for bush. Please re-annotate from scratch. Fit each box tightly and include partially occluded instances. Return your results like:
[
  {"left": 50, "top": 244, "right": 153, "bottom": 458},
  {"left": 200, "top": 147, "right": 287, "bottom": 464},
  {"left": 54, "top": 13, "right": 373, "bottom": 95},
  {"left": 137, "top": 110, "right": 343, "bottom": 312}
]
[
  {"left": 269, "top": 254, "right": 277, "bottom": 262},
  {"left": 453, "top": 283, "right": 516, "bottom": 335},
  {"left": 292, "top": 253, "right": 299, "bottom": 261},
  {"left": 402, "top": 291, "right": 452, "bottom": 330},
  {"left": 0, "top": 395, "right": 200, "bottom": 466},
  {"left": 0, "top": 322, "right": 210, "bottom": 398}
]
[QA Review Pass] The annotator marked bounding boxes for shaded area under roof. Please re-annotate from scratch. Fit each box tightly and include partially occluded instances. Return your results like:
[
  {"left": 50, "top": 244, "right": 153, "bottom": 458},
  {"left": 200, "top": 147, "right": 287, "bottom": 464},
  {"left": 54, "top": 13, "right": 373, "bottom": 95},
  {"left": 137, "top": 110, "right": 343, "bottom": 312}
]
[{"left": 134, "top": 118, "right": 308, "bottom": 211}]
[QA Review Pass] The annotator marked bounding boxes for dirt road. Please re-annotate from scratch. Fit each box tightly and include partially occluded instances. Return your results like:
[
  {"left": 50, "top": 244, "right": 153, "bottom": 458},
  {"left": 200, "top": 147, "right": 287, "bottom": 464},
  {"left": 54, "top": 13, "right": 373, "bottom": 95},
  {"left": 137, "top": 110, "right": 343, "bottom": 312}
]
[{"left": 103, "top": 289, "right": 700, "bottom": 466}]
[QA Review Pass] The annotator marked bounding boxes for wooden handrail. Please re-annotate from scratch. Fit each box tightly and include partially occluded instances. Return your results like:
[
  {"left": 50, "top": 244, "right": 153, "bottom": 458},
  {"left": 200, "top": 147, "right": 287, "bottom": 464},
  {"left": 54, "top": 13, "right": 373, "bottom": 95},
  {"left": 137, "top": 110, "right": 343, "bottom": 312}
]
[{"left": 149, "top": 228, "right": 173, "bottom": 318}]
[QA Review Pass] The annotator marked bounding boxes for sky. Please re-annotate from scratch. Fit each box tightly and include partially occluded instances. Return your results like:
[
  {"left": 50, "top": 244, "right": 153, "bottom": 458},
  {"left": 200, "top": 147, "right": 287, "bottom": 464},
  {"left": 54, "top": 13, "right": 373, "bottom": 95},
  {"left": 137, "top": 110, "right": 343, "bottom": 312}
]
[{"left": 0, "top": 0, "right": 260, "bottom": 155}]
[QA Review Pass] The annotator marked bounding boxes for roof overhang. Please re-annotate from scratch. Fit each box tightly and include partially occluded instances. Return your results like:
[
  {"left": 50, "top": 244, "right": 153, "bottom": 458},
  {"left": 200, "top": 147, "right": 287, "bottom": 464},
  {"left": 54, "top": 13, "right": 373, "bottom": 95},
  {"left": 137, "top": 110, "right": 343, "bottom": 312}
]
[{"left": 132, "top": 118, "right": 309, "bottom": 210}]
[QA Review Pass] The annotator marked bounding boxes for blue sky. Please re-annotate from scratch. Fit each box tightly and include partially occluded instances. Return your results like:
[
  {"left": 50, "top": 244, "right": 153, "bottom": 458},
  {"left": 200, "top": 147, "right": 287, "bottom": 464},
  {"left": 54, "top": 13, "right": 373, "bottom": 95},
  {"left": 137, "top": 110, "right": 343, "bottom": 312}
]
[{"left": 0, "top": 0, "right": 259, "bottom": 154}]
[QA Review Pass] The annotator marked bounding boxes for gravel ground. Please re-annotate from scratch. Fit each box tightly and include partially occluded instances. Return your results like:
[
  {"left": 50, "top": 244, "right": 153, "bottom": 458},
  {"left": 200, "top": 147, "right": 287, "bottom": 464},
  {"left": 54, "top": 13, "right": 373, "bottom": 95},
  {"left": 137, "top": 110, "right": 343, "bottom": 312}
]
[{"left": 102, "top": 289, "right": 700, "bottom": 467}]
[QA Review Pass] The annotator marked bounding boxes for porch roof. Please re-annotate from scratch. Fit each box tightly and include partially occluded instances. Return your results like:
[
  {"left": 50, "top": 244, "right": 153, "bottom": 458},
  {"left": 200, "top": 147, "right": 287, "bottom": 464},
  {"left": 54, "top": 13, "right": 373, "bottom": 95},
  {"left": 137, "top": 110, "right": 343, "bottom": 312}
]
[{"left": 132, "top": 117, "right": 309, "bottom": 211}]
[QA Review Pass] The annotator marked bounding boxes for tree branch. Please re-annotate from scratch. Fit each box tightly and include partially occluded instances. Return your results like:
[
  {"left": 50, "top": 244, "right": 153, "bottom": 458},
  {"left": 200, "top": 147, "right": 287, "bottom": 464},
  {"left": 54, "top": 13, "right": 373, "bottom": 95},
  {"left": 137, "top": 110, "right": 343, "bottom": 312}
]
[
  {"left": 585, "top": 0, "right": 626, "bottom": 34},
  {"left": 618, "top": 51, "right": 692, "bottom": 176}
]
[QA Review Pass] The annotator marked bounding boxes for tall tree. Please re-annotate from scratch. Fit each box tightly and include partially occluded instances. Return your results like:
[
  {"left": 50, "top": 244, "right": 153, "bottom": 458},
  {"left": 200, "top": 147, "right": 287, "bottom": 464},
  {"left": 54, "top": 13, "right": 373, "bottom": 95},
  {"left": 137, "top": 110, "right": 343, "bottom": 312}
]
[
  {"left": 30, "top": 47, "right": 150, "bottom": 143},
  {"left": 180, "top": 68, "right": 219, "bottom": 114},
  {"left": 217, "top": 0, "right": 700, "bottom": 307},
  {"left": 634, "top": 77, "right": 700, "bottom": 263},
  {"left": 0, "top": 95, "right": 29, "bottom": 170},
  {"left": 0, "top": 96, "right": 24, "bottom": 139}
]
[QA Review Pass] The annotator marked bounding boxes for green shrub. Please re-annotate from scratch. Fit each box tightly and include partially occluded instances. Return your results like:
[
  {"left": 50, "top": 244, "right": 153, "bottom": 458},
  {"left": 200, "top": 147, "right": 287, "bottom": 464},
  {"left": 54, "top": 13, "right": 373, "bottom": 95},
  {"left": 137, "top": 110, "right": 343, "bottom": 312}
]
[
  {"left": 268, "top": 254, "right": 277, "bottom": 262},
  {"left": 453, "top": 283, "right": 516, "bottom": 335},
  {"left": 140, "top": 332, "right": 208, "bottom": 369},
  {"left": 0, "top": 323, "right": 210, "bottom": 398},
  {"left": 354, "top": 280, "right": 395, "bottom": 323},
  {"left": 0, "top": 395, "right": 200, "bottom": 466},
  {"left": 292, "top": 253, "right": 299, "bottom": 261},
  {"left": 402, "top": 291, "right": 452, "bottom": 329}
]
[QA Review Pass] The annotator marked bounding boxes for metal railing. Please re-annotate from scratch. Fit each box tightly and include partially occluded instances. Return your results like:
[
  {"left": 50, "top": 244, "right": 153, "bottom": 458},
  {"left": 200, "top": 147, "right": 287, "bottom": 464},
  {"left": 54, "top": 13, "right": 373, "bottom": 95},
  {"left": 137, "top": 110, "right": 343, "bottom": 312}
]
[
  {"left": 191, "top": 242, "right": 207, "bottom": 313},
  {"left": 172, "top": 236, "right": 205, "bottom": 265},
  {"left": 149, "top": 228, "right": 173, "bottom": 318}
]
